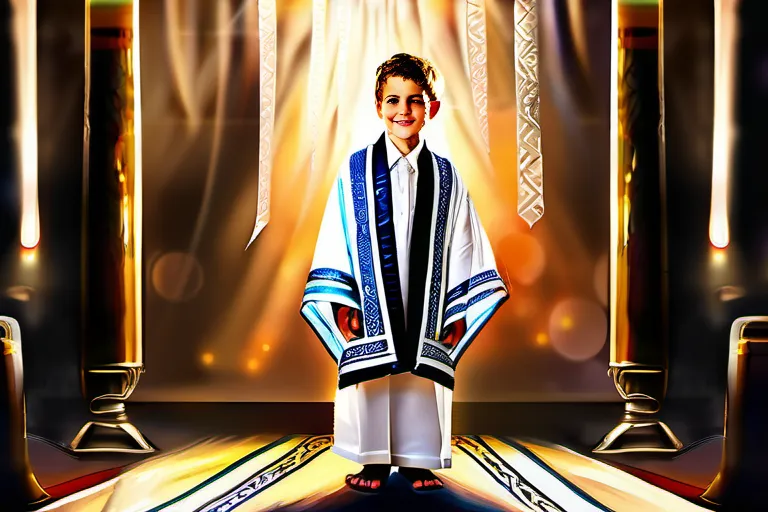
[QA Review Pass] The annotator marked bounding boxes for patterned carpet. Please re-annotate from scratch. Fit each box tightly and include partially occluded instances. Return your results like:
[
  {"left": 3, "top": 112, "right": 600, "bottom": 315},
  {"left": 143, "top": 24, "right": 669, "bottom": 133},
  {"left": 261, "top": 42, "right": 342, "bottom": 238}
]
[{"left": 36, "top": 435, "right": 712, "bottom": 512}]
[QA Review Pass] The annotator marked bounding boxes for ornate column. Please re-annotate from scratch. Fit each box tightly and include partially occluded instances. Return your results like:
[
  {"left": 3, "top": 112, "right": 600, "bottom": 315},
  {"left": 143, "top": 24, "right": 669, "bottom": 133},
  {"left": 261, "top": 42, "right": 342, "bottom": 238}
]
[
  {"left": 594, "top": 0, "right": 682, "bottom": 453},
  {"left": 70, "top": 0, "right": 153, "bottom": 454},
  {"left": 0, "top": 318, "right": 49, "bottom": 509}
]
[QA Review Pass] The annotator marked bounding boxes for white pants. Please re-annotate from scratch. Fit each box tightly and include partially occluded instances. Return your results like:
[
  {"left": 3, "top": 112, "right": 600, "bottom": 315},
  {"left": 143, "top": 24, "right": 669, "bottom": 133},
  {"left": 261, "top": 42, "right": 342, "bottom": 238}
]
[{"left": 332, "top": 372, "right": 452, "bottom": 469}]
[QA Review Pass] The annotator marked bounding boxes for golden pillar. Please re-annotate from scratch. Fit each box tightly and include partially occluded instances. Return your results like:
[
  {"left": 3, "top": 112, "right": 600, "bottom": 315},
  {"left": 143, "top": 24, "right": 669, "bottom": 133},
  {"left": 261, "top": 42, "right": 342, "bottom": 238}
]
[
  {"left": 594, "top": 0, "right": 682, "bottom": 453},
  {"left": 0, "top": 318, "right": 49, "bottom": 510},
  {"left": 70, "top": 0, "right": 153, "bottom": 454}
]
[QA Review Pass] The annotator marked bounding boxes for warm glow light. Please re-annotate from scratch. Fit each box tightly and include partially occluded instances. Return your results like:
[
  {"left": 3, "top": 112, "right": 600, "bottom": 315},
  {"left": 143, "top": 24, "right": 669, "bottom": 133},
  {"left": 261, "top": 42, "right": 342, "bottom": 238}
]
[
  {"left": 559, "top": 316, "right": 573, "bottom": 330},
  {"left": 535, "top": 332, "right": 549, "bottom": 346},
  {"left": 709, "top": 0, "right": 736, "bottom": 249},
  {"left": 20, "top": 247, "right": 36, "bottom": 263},
  {"left": 13, "top": 0, "right": 40, "bottom": 249},
  {"left": 201, "top": 352, "right": 214, "bottom": 366},
  {"left": 262, "top": 344, "right": 270, "bottom": 352},
  {"left": 711, "top": 247, "right": 727, "bottom": 265},
  {"left": 247, "top": 359, "right": 259, "bottom": 372},
  {"left": 609, "top": 0, "right": 619, "bottom": 362},
  {"left": 133, "top": 0, "right": 145, "bottom": 361}
]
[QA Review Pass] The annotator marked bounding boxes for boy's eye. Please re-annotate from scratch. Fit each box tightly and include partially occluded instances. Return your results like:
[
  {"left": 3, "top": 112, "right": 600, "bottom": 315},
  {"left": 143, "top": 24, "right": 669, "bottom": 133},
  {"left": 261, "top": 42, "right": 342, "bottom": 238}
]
[
  {"left": 411, "top": 98, "right": 424, "bottom": 104},
  {"left": 387, "top": 98, "right": 398, "bottom": 104}
]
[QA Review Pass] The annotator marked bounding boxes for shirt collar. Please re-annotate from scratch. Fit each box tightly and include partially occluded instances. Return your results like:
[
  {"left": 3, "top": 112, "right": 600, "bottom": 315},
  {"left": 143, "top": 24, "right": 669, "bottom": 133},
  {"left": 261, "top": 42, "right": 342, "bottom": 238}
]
[{"left": 385, "top": 133, "right": 424, "bottom": 173}]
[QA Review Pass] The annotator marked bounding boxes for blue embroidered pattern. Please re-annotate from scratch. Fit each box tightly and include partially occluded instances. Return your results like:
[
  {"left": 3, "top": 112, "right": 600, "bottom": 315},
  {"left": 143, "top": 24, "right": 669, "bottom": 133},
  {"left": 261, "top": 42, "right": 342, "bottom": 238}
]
[
  {"left": 307, "top": 268, "right": 357, "bottom": 288},
  {"left": 421, "top": 343, "right": 454, "bottom": 367},
  {"left": 443, "top": 271, "right": 503, "bottom": 319},
  {"left": 469, "top": 270, "right": 501, "bottom": 290},
  {"left": 425, "top": 155, "right": 453, "bottom": 339},
  {"left": 339, "top": 340, "right": 387, "bottom": 367},
  {"left": 444, "top": 303, "right": 467, "bottom": 320},
  {"left": 468, "top": 287, "right": 505, "bottom": 307},
  {"left": 446, "top": 281, "right": 469, "bottom": 304},
  {"left": 350, "top": 149, "right": 384, "bottom": 337}
]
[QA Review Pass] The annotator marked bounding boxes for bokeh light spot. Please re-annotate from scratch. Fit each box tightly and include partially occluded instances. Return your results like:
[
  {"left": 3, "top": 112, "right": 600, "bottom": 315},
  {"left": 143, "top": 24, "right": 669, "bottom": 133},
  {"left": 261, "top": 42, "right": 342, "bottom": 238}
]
[
  {"left": 498, "top": 232, "right": 546, "bottom": 286},
  {"left": 535, "top": 332, "right": 548, "bottom": 346},
  {"left": 717, "top": 285, "right": 745, "bottom": 302},
  {"left": 6, "top": 286, "right": 34, "bottom": 302},
  {"left": 549, "top": 298, "right": 607, "bottom": 362},
  {"left": 201, "top": 352, "right": 214, "bottom": 366},
  {"left": 152, "top": 252, "right": 204, "bottom": 302},
  {"left": 262, "top": 344, "right": 270, "bottom": 352}
]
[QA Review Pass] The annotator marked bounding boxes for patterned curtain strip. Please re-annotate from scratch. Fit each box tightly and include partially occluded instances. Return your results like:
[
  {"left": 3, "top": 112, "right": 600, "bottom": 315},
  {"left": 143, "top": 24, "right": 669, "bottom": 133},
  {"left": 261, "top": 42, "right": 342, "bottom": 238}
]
[
  {"left": 308, "top": 0, "right": 326, "bottom": 180},
  {"left": 249, "top": 0, "right": 277, "bottom": 246},
  {"left": 467, "top": 0, "right": 489, "bottom": 153},
  {"left": 336, "top": 0, "right": 350, "bottom": 108},
  {"left": 514, "top": 0, "right": 544, "bottom": 228}
]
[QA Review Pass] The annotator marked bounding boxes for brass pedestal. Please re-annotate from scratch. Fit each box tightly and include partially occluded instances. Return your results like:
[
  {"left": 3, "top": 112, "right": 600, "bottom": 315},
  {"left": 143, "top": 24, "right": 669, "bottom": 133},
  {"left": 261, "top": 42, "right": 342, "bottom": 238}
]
[
  {"left": 594, "top": 363, "right": 682, "bottom": 453},
  {"left": 0, "top": 318, "right": 50, "bottom": 510},
  {"left": 70, "top": 363, "right": 154, "bottom": 454},
  {"left": 701, "top": 317, "right": 768, "bottom": 508}
]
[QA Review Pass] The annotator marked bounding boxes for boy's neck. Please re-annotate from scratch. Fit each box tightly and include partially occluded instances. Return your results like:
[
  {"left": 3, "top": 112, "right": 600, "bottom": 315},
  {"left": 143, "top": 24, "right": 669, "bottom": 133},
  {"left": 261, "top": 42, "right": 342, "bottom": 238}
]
[{"left": 388, "top": 133, "right": 421, "bottom": 156}]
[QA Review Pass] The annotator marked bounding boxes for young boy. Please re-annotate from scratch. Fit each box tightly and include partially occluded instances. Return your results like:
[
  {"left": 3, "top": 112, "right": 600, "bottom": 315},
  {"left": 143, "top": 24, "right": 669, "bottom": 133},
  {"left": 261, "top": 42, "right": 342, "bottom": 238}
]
[{"left": 301, "top": 53, "right": 508, "bottom": 492}]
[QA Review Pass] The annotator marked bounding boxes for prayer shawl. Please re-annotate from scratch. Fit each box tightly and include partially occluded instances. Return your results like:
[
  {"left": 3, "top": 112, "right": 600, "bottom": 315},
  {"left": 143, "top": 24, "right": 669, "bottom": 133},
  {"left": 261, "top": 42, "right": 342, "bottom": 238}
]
[{"left": 301, "top": 133, "right": 508, "bottom": 390}]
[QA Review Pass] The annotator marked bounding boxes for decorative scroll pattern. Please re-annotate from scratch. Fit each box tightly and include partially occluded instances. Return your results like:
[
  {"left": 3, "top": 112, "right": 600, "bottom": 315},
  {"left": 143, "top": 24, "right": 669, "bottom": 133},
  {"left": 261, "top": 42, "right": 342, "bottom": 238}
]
[
  {"left": 248, "top": 0, "right": 277, "bottom": 246},
  {"left": 467, "top": 0, "right": 489, "bottom": 153},
  {"left": 453, "top": 436, "right": 565, "bottom": 512},
  {"left": 514, "top": 0, "right": 544, "bottom": 228},
  {"left": 197, "top": 436, "right": 332, "bottom": 512},
  {"left": 425, "top": 155, "right": 453, "bottom": 339}
]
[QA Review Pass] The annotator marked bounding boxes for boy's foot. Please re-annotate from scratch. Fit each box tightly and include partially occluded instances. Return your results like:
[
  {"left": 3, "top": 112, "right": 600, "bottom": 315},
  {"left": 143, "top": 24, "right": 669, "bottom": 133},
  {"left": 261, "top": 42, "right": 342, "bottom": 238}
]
[
  {"left": 345, "top": 464, "right": 391, "bottom": 493},
  {"left": 398, "top": 467, "right": 444, "bottom": 491}
]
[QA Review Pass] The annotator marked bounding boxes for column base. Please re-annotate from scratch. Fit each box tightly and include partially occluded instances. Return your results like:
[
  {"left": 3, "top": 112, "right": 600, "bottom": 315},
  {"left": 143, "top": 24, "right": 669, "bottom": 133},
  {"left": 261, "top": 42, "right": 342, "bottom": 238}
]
[
  {"left": 593, "top": 417, "right": 683, "bottom": 454},
  {"left": 69, "top": 420, "right": 156, "bottom": 454}
]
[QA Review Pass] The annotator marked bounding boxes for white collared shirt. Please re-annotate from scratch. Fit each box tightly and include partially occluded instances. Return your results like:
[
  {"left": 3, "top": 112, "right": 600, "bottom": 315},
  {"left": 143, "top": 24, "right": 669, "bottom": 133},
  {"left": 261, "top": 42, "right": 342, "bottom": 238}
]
[{"left": 385, "top": 134, "right": 424, "bottom": 316}]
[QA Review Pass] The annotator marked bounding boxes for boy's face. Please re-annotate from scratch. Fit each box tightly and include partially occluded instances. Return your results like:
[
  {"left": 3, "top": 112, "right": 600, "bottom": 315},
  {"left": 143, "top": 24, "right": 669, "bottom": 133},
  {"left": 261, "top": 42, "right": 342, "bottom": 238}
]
[{"left": 377, "top": 76, "right": 429, "bottom": 143}]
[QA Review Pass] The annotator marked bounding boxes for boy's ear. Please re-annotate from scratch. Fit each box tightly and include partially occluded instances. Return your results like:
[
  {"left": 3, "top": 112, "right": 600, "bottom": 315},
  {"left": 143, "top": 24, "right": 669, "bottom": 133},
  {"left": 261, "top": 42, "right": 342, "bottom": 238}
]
[
  {"left": 429, "top": 100, "right": 441, "bottom": 119},
  {"left": 376, "top": 101, "right": 383, "bottom": 119}
]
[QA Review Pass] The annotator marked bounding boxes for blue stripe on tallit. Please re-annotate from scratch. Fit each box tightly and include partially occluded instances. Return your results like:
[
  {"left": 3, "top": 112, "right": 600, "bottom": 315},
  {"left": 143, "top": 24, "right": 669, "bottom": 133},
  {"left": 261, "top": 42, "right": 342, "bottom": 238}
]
[
  {"left": 339, "top": 340, "right": 388, "bottom": 367},
  {"left": 446, "top": 280, "right": 469, "bottom": 304},
  {"left": 468, "top": 287, "right": 506, "bottom": 307},
  {"left": 302, "top": 286, "right": 360, "bottom": 306},
  {"left": 307, "top": 268, "right": 357, "bottom": 289},
  {"left": 349, "top": 149, "right": 384, "bottom": 337},
  {"left": 470, "top": 270, "right": 502, "bottom": 290},
  {"left": 421, "top": 343, "right": 454, "bottom": 368},
  {"left": 424, "top": 155, "right": 453, "bottom": 339},
  {"left": 446, "top": 270, "right": 502, "bottom": 306},
  {"left": 444, "top": 303, "right": 467, "bottom": 320}
]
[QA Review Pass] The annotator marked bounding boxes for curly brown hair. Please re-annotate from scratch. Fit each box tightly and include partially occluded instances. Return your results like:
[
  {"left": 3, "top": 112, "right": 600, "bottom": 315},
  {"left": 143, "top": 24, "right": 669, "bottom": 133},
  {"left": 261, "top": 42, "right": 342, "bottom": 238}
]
[{"left": 374, "top": 53, "right": 443, "bottom": 103}]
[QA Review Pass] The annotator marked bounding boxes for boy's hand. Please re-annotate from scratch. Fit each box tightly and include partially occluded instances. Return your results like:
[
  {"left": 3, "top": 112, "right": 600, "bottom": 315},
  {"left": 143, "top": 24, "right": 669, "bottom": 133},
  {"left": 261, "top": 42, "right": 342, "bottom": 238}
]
[
  {"left": 441, "top": 319, "right": 467, "bottom": 349},
  {"left": 335, "top": 305, "right": 363, "bottom": 342}
]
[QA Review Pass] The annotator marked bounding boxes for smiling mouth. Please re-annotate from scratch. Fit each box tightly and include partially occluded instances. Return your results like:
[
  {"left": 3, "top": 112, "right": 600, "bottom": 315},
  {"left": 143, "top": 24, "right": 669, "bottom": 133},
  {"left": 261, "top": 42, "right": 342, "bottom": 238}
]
[{"left": 394, "top": 120, "right": 415, "bottom": 126}]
